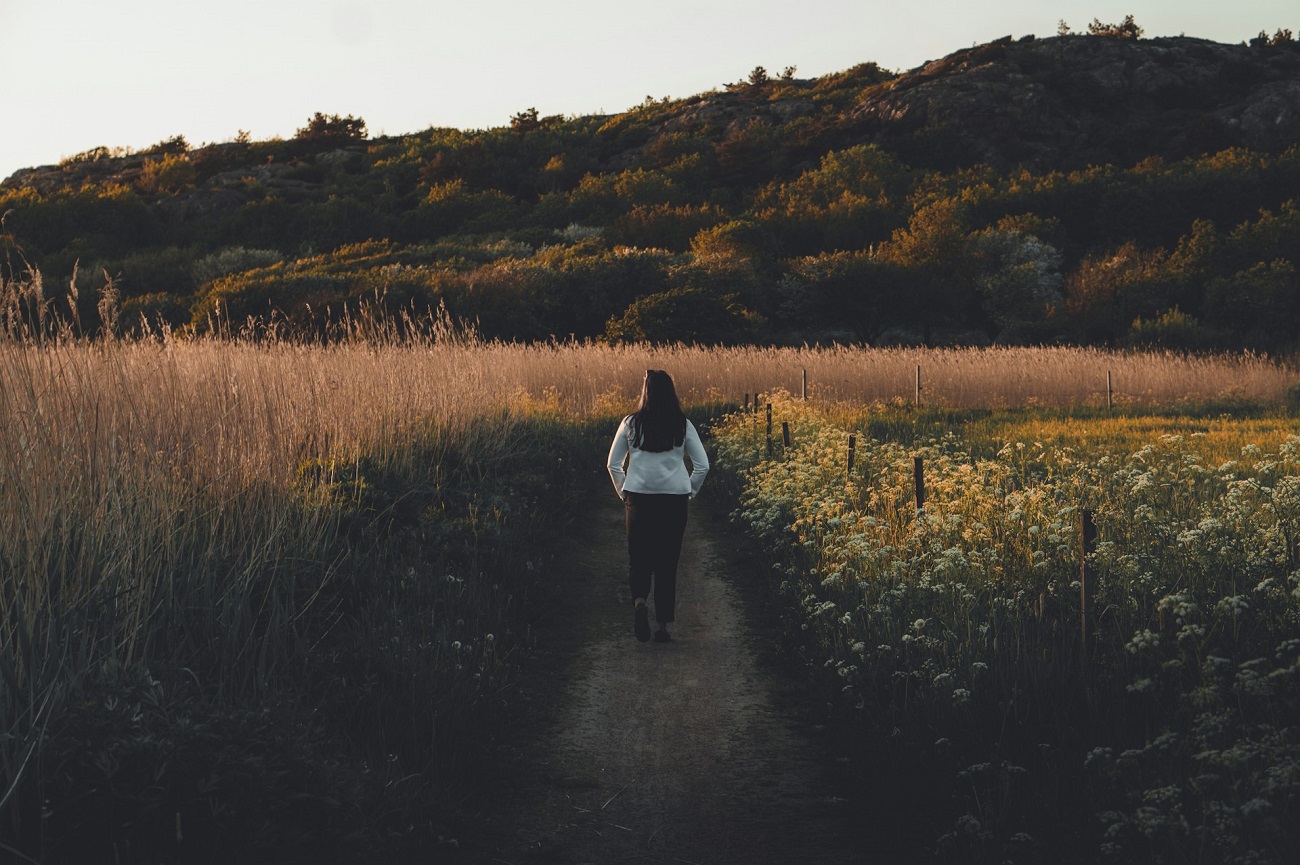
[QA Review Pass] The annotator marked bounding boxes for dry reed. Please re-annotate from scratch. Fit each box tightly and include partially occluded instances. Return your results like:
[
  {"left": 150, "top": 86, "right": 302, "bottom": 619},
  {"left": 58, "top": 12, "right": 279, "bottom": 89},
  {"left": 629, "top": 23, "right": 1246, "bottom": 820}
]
[
  {"left": 3, "top": 337, "right": 1290, "bottom": 690},
  {"left": 3, "top": 341, "right": 1292, "bottom": 608},
  {"left": 541, "top": 343, "right": 1295, "bottom": 409}
]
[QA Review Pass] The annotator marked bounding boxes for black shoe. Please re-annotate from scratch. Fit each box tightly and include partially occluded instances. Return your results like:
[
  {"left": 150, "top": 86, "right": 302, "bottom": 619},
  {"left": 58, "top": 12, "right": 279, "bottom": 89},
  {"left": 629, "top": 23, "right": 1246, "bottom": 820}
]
[
  {"left": 653, "top": 629, "right": 671, "bottom": 643},
  {"left": 634, "top": 605, "right": 650, "bottom": 642}
]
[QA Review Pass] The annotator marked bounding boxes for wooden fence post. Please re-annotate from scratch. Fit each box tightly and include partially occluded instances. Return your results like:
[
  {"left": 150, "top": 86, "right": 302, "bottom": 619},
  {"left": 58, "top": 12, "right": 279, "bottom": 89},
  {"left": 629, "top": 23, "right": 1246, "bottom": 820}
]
[
  {"left": 782, "top": 420, "right": 791, "bottom": 450},
  {"left": 847, "top": 434, "right": 856, "bottom": 478},
  {"left": 1081, "top": 509, "right": 1097, "bottom": 664},
  {"left": 915, "top": 364, "right": 922, "bottom": 407},
  {"left": 914, "top": 456, "right": 926, "bottom": 514},
  {"left": 1106, "top": 371, "right": 1113, "bottom": 410},
  {"left": 802, "top": 368, "right": 808, "bottom": 401}
]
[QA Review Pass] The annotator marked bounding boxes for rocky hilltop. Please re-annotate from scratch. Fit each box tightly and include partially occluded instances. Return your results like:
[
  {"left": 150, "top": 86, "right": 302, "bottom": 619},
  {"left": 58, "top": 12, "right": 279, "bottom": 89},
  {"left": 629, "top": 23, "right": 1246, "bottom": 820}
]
[
  {"left": 851, "top": 34, "right": 1300, "bottom": 169},
  {"left": 622, "top": 34, "right": 1300, "bottom": 173},
  {"left": 5, "top": 33, "right": 1299, "bottom": 195}
]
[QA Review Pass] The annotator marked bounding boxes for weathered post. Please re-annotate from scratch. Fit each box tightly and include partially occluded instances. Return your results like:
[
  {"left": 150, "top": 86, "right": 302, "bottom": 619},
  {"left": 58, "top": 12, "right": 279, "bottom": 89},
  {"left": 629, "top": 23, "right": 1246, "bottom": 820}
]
[
  {"left": 915, "top": 364, "right": 922, "bottom": 407},
  {"left": 847, "top": 434, "right": 856, "bottom": 477},
  {"left": 1106, "top": 371, "right": 1113, "bottom": 410},
  {"left": 1081, "top": 509, "right": 1097, "bottom": 664},
  {"left": 914, "top": 456, "right": 926, "bottom": 514},
  {"left": 782, "top": 420, "right": 791, "bottom": 450},
  {"left": 802, "top": 368, "right": 808, "bottom": 401}
]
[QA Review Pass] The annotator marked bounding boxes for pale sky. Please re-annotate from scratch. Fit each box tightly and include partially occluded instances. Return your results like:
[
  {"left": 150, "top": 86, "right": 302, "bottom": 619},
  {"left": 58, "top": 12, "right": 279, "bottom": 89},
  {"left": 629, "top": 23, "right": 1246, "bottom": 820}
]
[{"left": 2, "top": 0, "right": 1295, "bottom": 180}]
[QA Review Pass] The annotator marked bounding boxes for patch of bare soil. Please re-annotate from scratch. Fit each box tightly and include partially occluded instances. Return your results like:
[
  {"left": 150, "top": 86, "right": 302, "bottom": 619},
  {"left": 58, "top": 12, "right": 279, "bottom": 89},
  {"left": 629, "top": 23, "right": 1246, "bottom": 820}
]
[{"left": 461, "top": 498, "right": 894, "bottom": 864}]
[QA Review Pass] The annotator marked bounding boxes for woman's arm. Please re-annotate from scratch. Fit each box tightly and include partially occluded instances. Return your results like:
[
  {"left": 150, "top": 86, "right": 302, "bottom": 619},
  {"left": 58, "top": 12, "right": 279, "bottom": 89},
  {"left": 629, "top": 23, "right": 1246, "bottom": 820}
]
[
  {"left": 684, "top": 420, "right": 709, "bottom": 498},
  {"left": 606, "top": 416, "right": 631, "bottom": 498}
]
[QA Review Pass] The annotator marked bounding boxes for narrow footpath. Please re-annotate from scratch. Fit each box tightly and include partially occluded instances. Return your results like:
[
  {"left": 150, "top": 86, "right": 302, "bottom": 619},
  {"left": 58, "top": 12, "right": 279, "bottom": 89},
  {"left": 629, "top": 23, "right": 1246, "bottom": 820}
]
[{"left": 469, "top": 496, "right": 886, "bottom": 865}]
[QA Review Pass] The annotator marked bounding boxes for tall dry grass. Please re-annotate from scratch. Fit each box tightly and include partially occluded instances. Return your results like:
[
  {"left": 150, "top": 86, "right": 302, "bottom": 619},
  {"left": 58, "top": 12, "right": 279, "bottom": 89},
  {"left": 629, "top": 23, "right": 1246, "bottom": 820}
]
[
  {"left": 272, "top": 340, "right": 1289, "bottom": 413},
  {"left": 2, "top": 337, "right": 1293, "bottom": 679},
  {"left": 546, "top": 342, "right": 1295, "bottom": 409},
  {"left": 3, "top": 335, "right": 1291, "bottom": 713}
]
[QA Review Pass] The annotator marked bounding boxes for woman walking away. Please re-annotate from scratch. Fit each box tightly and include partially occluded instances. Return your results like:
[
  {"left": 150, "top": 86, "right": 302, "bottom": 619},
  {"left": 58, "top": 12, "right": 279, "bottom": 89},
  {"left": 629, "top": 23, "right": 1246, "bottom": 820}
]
[{"left": 607, "top": 370, "right": 709, "bottom": 643}]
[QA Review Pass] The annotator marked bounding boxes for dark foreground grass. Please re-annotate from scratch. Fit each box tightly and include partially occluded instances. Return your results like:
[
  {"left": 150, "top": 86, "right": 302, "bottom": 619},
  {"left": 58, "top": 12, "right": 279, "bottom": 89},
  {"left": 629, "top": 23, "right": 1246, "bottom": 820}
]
[{"left": 2, "top": 415, "right": 614, "bottom": 864}]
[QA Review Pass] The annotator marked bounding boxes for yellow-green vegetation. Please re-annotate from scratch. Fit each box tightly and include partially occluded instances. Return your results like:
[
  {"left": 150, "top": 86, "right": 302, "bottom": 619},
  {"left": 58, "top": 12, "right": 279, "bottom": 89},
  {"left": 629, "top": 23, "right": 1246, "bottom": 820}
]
[
  {"left": 714, "top": 393, "right": 1300, "bottom": 863},
  {"left": 974, "top": 413, "right": 1300, "bottom": 464}
]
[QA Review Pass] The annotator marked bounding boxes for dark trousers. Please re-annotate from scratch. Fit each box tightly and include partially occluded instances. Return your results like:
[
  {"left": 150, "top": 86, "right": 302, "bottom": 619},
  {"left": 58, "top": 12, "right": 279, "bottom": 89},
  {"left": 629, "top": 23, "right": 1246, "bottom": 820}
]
[{"left": 624, "top": 492, "right": 689, "bottom": 624}]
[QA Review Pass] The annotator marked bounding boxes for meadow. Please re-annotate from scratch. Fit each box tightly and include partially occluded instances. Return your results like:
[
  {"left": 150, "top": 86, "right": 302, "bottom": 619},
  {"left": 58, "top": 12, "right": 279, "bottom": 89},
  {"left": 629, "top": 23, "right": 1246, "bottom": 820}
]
[
  {"left": 1, "top": 292, "right": 1296, "bottom": 860},
  {"left": 714, "top": 392, "right": 1300, "bottom": 863}
]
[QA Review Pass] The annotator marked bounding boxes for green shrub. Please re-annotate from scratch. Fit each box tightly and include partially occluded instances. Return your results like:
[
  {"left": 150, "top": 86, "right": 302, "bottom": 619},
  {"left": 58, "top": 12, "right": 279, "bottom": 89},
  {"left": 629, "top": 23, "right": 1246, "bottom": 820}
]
[
  {"left": 603, "top": 285, "right": 759, "bottom": 344},
  {"left": 138, "top": 154, "right": 197, "bottom": 194},
  {"left": 1127, "top": 307, "right": 1212, "bottom": 349},
  {"left": 119, "top": 291, "right": 191, "bottom": 333},
  {"left": 191, "top": 246, "right": 285, "bottom": 288}
]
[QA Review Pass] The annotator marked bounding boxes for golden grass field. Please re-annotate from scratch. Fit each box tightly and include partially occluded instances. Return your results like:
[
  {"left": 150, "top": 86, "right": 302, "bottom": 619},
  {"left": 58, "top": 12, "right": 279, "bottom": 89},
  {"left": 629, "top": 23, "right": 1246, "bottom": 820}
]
[
  {"left": 4, "top": 338, "right": 1292, "bottom": 519},
  {"left": 3, "top": 334, "right": 1292, "bottom": 674}
]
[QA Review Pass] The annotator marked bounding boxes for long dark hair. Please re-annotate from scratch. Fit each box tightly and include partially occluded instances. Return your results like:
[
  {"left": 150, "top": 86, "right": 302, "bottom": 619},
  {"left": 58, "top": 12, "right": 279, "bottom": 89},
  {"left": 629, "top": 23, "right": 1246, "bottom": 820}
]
[{"left": 630, "top": 369, "right": 686, "bottom": 452}]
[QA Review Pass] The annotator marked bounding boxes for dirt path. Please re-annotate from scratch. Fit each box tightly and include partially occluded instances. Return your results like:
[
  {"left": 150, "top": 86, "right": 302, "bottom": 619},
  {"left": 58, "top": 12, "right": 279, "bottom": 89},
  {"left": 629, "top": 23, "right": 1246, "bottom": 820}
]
[{"left": 471, "top": 498, "right": 880, "bottom": 865}]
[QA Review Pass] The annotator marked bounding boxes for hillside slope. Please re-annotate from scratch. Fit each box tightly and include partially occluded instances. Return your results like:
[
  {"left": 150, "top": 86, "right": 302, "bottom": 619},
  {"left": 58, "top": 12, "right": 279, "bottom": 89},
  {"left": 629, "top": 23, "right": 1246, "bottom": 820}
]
[{"left": 2, "top": 32, "right": 1299, "bottom": 348}]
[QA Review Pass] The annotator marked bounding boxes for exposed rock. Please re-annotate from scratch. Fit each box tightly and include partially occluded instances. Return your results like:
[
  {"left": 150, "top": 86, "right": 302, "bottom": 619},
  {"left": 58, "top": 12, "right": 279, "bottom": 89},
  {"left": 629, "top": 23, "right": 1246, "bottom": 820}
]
[
  {"left": 849, "top": 36, "right": 1300, "bottom": 168},
  {"left": 768, "top": 100, "right": 816, "bottom": 122},
  {"left": 657, "top": 91, "right": 816, "bottom": 137},
  {"left": 316, "top": 148, "right": 365, "bottom": 168},
  {"left": 668, "top": 94, "right": 745, "bottom": 130},
  {"left": 1226, "top": 79, "right": 1300, "bottom": 145}
]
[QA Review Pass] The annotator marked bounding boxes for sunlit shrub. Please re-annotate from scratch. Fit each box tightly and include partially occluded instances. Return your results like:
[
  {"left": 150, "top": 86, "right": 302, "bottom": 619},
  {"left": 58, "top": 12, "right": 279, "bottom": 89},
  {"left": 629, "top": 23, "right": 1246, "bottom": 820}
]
[{"left": 138, "top": 153, "right": 197, "bottom": 194}]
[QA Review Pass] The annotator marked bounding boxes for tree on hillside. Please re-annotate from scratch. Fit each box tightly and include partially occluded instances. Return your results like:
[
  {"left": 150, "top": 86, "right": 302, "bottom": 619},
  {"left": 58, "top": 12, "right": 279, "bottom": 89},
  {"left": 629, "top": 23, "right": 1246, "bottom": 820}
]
[
  {"left": 144, "top": 135, "right": 190, "bottom": 155},
  {"left": 1063, "top": 242, "right": 1169, "bottom": 342},
  {"left": 1087, "top": 15, "right": 1143, "bottom": 39},
  {"left": 1250, "top": 28, "right": 1295, "bottom": 47},
  {"left": 972, "top": 229, "right": 1064, "bottom": 341},
  {"left": 1203, "top": 259, "right": 1299, "bottom": 347},
  {"left": 602, "top": 285, "right": 758, "bottom": 344},
  {"left": 511, "top": 107, "right": 540, "bottom": 134},
  {"left": 877, "top": 199, "right": 979, "bottom": 341},
  {"left": 295, "top": 113, "right": 368, "bottom": 141}
]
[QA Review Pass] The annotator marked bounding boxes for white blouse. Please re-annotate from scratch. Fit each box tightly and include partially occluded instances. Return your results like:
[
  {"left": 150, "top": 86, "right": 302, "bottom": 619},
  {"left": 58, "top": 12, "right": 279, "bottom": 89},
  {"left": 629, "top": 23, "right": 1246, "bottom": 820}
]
[{"left": 607, "top": 415, "right": 709, "bottom": 499}]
